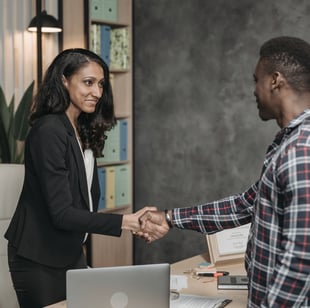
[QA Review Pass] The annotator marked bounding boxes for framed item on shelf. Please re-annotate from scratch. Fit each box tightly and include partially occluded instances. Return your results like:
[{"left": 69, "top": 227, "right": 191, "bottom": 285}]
[{"left": 206, "top": 223, "right": 250, "bottom": 266}]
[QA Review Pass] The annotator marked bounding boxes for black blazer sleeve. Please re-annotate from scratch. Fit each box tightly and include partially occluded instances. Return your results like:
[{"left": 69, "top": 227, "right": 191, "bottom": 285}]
[{"left": 5, "top": 114, "right": 123, "bottom": 268}]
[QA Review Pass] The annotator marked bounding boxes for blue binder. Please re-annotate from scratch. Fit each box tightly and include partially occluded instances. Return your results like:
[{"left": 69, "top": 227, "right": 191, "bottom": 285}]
[
  {"left": 100, "top": 25, "right": 111, "bottom": 66},
  {"left": 119, "top": 119, "right": 128, "bottom": 161},
  {"left": 97, "top": 167, "right": 106, "bottom": 210}
]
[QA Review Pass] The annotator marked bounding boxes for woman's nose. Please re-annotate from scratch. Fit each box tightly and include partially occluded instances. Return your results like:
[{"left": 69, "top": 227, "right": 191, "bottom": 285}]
[{"left": 93, "top": 84, "right": 103, "bottom": 97}]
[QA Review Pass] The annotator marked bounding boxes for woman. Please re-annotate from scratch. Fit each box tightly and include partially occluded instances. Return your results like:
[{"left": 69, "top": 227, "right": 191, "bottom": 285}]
[{"left": 5, "top": 48, "right": 152, "bottom": 307}]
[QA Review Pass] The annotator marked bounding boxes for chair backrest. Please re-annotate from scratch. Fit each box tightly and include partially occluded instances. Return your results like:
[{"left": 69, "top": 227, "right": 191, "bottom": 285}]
[{"left": 0, "top": 163, "right": 24, "bottom": 308}]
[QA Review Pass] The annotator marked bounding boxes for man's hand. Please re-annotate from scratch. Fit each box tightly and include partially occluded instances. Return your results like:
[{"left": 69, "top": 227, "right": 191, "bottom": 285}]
[
  {"left": 138, "top": 210, "right": 170, "bottom": 242},
  {"left": 122, "top": 206, "right": 157, "bottom": 242}
]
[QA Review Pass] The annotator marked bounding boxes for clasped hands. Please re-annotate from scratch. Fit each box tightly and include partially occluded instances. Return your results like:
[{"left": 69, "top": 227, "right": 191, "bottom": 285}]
[{"left": 122, "top": 207, "right": 170, "bottom": 243}]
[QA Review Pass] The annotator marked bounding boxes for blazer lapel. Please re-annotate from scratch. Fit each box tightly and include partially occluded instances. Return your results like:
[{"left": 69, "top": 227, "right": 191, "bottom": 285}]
[{"left": 59, "top": 114, "right": 90, "bottom": 209}]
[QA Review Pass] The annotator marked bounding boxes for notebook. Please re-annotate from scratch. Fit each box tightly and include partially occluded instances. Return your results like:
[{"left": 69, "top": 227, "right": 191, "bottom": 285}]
[{"left": 66, "top": 263, "right": 170, "bottom": 308}]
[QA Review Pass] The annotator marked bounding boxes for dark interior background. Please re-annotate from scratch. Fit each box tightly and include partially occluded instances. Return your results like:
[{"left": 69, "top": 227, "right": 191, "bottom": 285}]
[{"left": 133, "top": 0, "right": 310, "bottom": 265}]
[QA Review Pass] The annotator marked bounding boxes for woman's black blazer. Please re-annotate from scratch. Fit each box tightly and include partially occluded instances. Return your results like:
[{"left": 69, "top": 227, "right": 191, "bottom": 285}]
[{"left": 5, "top": 113, "right": 122, "bottom": 268}]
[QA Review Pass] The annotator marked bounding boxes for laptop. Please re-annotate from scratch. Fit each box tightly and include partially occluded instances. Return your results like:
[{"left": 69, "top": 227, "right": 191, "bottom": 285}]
[{"left": 66, "top": 263, "right": 170, "bottom": 308}]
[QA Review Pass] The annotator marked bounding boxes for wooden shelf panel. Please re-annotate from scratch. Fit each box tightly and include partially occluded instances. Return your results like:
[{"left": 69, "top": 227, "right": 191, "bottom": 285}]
[{"left": 62, "top": 0, "right": 133, "bottom": 268}]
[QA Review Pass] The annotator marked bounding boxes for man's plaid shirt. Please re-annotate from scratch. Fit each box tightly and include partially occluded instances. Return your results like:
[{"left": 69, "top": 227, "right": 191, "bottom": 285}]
[{"left": 172, "top": 110, "right": 310, "bottom": 307}]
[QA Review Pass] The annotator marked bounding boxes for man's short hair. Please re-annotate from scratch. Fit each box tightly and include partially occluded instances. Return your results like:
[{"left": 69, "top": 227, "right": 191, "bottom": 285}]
[{"left": 259, "top": 36, "right": 310, "bottom": 92}]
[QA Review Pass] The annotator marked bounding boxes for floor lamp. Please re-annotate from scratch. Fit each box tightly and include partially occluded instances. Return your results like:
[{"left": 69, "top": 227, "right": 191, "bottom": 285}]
[{"left": 27, "top": 0, "right": 62, "bottom": 86}]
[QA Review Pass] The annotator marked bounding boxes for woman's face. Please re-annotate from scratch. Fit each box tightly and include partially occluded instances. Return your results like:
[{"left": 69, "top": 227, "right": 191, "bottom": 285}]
[{"left": 63, "top": 61, "right": 104, "bottom": 114}]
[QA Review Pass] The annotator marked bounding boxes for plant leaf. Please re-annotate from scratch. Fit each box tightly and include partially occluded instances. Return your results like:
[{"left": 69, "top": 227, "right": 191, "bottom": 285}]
[
  {"left": 13, "top": 81, "right": 34, "bottom": 140},
  {"left": 0, "top": 85, "right": 12, "bottom": 133},
  {"left": 7, "top": 95, "right": 16, "bottom": 161},
  {"left": 0, "top": 112, "right": 11, "bottom": 162}
]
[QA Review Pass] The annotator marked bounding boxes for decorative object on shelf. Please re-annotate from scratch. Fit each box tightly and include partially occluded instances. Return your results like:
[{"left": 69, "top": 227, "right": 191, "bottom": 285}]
[{"left": 0, "top": 82, "right": 35, "bottom": 163}]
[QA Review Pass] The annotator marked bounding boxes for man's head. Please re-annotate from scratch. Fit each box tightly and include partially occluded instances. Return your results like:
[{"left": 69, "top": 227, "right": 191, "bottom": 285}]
[
  {"left": 259, "top": 36, "right": 310, "bottom": 93},
  {"left": 253, "top": 36, "right": 310, "bottom": 126}
]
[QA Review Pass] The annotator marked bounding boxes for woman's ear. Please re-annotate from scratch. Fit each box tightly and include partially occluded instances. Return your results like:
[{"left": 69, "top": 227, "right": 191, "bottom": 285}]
[{"left": 62, "top": 75, "right": 68, "bottom": 87}]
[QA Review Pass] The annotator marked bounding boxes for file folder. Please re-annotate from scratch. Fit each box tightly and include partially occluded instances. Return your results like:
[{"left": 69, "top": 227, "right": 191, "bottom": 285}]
[
  {"left": 102, "top": 122, "right": 120, "bottom": 162},
  {"left": 90, "top": 24, "right": 101, "bottom": 55},
  {"left": 119, "top": 119, "right": 128, "bottom": 161},
  {"left": 90, "top": 0, "right": 118, "bottom": 22},
  {"left": 115, "top": 164, "right": 131, "bottom": 207},
  {"left": 100, "top": 25, "right": 111, "bottom": 66},
  {"left": 97, "top": 167, "right": 106, "bottom": 210},
  {"left": 105, "top": 166, "right": 115, "bottom": 208},
  {"left": 110, "top": 27, "right": 130, "bottom": 70}
]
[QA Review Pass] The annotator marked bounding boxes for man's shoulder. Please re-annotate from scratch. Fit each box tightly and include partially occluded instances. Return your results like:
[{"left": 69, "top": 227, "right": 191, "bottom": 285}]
[{"left": 295, "top": 119, "right": 310, "bottom": 146}]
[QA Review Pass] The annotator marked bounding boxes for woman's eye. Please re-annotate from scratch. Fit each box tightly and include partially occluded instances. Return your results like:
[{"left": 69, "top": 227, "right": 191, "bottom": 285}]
[
  {"left": 99, "top": 81, "right": 104, "bottom": 88},
  {"left": 85, "top": 80, "right": 93, "bottom": 86}
]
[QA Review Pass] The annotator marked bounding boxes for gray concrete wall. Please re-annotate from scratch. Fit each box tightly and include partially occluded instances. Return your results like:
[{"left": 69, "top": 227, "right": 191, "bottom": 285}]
[{"left": 133, "top": 0, "right": 310, "bottom": 264}]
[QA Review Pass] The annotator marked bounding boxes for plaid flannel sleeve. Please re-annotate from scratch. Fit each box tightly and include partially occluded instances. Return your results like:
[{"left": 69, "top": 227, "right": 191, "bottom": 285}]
[{"left": 171, "top": 182, "right": 258, "bottom": 234}]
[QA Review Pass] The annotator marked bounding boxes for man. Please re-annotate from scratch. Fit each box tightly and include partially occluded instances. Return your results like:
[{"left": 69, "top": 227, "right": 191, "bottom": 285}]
[{"left": 140, "top": 36, "right": 310, "bottom": 307}]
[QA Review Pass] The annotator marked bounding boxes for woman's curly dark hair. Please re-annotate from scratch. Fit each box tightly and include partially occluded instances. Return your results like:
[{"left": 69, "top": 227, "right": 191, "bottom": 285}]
[{"left": 29, "top": 48, "right": 116, "bottom": 157}]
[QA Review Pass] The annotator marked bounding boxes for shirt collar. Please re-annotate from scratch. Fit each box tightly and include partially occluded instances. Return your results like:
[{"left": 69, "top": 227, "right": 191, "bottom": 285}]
[
  {"left": 286, "top": 108, "right": 310, "bottom": 131},
  {"left": 272, "top": 109, "right": 310, "bottom": 144}
]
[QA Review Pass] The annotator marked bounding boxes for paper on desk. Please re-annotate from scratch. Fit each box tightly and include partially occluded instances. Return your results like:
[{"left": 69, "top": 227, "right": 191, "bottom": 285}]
[
  {"left": 170, "top": 294, "right": 231, "bottom": 308},
  {"left": 170, "top": 275, "right": 188, "bottom": 291}
]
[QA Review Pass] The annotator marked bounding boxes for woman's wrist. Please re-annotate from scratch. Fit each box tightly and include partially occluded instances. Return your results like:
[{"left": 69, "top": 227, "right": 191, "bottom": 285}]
[{"left": 121, "top": 214, "right": 138, "bottom": 231}]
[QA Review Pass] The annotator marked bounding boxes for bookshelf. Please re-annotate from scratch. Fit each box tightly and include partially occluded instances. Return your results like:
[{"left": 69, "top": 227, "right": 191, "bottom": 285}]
[{"left": 62, "top": 0, "right": 133, "bottom": 267}]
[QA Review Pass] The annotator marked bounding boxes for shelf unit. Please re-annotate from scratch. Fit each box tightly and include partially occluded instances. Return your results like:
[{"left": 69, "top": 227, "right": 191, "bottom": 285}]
[{"left": 62, "top": 0, "right": 133, "bottom": 267}]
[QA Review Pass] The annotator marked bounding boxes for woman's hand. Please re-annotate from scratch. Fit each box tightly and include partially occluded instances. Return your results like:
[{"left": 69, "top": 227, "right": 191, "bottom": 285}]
[{"left": 121, "top": 206, "right": 157, "bottom": 231}]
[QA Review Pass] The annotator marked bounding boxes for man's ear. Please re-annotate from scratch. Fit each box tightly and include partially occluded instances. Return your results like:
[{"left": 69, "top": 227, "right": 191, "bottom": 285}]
[{"left": 271, "top": 71, "right": 285, "bottom": 90}]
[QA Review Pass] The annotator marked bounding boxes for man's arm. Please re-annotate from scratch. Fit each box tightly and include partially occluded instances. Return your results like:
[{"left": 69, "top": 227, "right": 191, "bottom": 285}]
[{"left": 140, "top": 182, "right": 258, "bottom": 242}]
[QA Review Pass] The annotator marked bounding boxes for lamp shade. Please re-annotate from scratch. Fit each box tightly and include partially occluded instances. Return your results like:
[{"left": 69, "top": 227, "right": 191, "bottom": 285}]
[{"left": 28, "top": 10, "right": 62, "bottom": 33}]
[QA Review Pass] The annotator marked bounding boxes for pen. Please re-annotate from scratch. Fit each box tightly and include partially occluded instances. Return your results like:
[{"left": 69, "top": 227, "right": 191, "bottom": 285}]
[{"left": 197, "top": 271, "right": 229, "bottom": 277}]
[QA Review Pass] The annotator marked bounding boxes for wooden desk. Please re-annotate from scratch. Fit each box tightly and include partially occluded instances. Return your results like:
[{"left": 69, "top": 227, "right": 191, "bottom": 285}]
[
  {"left": 171, "top": 253, "right": 248, "bottom": 307},
  {"left": 45, "top": 253, "right": 248, "bottom": 308}
]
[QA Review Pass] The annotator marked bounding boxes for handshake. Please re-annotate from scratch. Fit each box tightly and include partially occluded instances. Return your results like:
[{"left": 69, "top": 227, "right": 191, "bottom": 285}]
[{"left": 122, "top": 207, "right": 172, "bottom": 243}]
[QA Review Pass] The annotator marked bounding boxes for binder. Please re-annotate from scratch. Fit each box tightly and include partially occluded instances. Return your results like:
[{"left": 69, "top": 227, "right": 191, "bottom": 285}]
[
  {"left": 119, "top": 119, "right": 128, "bottom": 161},
  {"left": 90, "top": 24, "right": 101, "bottom": 55},
  {"left": 100, "top": 25, "right": 111, "bottom": 66},
  {"left": 97, "top": 167, "right": 106, "bottom": 210},
  {"left": 90, "top": 0, "right": 118, "bottom": 22},
  {"left": 102, "top": 122, "right": 120, "bottom": 162},
  {"left": 105, "top": 166, "right": 115, "bottom": 208},
  {"left": 110, "top": 27, "right": 130, "bottom": 70},
  {"left": 115, "top": 165, "right": 131, "bottom": 207}
]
